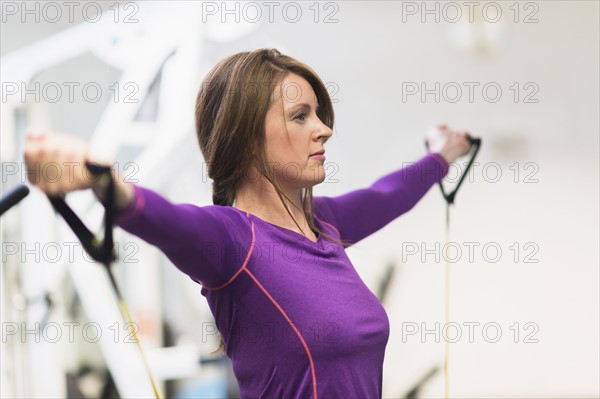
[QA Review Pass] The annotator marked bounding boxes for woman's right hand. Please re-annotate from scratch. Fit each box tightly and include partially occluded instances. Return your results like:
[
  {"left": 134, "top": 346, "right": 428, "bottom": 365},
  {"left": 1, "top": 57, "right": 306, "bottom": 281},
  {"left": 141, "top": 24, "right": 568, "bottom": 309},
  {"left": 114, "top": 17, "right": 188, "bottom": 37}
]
[{"left": 23, "top": 130, "right": 134, "bottom": 210}]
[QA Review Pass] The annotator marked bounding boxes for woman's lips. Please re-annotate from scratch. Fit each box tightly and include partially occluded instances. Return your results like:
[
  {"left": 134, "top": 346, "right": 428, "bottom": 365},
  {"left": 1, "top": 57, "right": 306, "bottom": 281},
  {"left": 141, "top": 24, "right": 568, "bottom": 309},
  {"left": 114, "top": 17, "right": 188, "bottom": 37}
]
[{"left": 310, "top": 149, "right": 325, "bottom": 160}]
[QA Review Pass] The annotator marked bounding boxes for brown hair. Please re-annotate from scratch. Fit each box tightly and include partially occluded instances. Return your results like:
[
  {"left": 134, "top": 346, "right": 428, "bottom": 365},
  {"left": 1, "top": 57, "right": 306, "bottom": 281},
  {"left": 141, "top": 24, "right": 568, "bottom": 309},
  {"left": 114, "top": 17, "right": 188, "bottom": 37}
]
[
  {"left": 196, "top": 49, "right": 348, "bottom": 246},
  {"left": 195, "top": 48, "right": 347, "bottom": 355}
]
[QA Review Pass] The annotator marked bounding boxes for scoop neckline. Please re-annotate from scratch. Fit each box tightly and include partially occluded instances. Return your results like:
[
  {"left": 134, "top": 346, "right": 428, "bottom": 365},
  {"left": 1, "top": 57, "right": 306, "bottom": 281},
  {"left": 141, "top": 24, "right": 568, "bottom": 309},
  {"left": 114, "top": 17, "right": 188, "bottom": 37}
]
[{"left": 230, "top": 206, "right": 322, "bottom": 244}]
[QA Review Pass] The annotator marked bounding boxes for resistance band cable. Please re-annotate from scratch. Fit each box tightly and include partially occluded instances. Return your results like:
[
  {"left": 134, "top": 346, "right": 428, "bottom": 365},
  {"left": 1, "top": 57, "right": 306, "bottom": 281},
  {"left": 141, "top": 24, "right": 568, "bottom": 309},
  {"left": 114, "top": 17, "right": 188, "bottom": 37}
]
[
  {"left": 426, "top": 137, "right": 481, "bottom": 399},
  {"left": 47, "top": 163, "right": 162, "bottom": 399}
]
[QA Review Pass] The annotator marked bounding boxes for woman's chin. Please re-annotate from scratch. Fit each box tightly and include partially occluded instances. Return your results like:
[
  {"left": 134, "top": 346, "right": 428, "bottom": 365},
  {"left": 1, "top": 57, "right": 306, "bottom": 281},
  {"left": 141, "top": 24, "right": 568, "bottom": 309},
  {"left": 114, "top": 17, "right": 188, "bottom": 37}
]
[
  {"left": 310, "top": 173, "right": 327, "bottom": 186},
  {"left": 289, "top": 168, "right": 326, "bottom": 188},
  {"left": 296, "top": 176, "right": 325, "bottom": 189}
]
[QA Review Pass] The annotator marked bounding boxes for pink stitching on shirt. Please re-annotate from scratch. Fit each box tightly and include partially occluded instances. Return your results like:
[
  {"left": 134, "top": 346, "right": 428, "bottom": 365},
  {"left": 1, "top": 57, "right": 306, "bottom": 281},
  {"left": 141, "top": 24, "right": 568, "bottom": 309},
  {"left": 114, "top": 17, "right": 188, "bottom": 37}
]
[
  {"left": 201, "top": 211, "right": 318, "bottom": 398},
  {"left": 202, "top": 211, "right": 256, "bottom": 291},
  {"left": 133, "top": 185, "right": 146, "bottom": 218},
  {"left": 243, "top": 267, "right": 318, "bottom": 399},
  {"left": 317, "top": 218, "right": 341, "bottom": 240}
]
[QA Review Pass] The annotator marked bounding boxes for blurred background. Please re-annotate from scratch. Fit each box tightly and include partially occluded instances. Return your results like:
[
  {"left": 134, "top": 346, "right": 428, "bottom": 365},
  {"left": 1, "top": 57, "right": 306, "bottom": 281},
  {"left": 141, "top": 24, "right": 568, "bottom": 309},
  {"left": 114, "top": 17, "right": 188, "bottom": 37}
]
[{"left": 1, "top": 1, "right": 598, "bottom": 398}]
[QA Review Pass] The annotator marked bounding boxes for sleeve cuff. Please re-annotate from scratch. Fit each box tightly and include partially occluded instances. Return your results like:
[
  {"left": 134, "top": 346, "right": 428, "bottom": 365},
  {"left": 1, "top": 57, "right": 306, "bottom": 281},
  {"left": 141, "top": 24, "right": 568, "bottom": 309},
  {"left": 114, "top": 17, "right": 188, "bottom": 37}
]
[
  {"left": 114, "top": 184, "right": 146, "bottom": 226},
  {"left": 427, "top": 151, "right": 449, "bottom": 178}
]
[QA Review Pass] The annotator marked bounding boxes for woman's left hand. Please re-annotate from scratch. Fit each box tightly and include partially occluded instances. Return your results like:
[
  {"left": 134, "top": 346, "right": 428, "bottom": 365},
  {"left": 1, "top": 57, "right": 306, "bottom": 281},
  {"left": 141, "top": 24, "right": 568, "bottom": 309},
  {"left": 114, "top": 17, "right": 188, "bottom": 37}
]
[{"left": 426, "top": 124, "right": 473, "bottom": 164}]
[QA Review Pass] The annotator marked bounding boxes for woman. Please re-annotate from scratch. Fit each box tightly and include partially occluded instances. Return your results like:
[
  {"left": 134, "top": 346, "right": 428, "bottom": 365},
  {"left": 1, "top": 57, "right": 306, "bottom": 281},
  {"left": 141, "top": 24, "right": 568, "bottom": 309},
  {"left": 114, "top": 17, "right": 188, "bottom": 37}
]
[{"left": 24, "top": 48, "right": 471, "bottom": 398}]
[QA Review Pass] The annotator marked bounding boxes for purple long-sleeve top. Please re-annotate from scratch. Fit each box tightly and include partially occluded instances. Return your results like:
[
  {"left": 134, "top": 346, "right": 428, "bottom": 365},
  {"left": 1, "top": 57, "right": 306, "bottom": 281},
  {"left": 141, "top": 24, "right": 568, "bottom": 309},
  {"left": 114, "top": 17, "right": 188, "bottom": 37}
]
[{"left": 115, "top": 152, "right": 449, "bottom": 399}]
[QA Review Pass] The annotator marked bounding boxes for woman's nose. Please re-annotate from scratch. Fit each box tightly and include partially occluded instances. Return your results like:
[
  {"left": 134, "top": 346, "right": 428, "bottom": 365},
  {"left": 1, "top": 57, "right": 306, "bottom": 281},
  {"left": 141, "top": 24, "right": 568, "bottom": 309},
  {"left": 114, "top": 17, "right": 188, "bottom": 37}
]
[{"left": 315, "top": 121, "right": 333, "bottom": 142}]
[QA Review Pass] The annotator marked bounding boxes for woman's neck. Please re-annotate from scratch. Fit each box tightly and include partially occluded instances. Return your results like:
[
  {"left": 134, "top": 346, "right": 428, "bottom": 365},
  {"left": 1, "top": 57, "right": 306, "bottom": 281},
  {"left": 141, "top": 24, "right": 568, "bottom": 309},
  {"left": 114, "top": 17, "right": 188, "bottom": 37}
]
[{"left": 234, "top": 175, "right": 316, "bottom": 240}]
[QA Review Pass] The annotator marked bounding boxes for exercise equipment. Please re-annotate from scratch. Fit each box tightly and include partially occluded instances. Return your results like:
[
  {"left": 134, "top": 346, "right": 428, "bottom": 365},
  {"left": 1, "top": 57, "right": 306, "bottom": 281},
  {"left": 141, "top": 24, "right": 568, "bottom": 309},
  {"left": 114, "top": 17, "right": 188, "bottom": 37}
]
[
  {"left": 426, "top": 136, "right": 481, "bottom": 399},
  {"left": 0, "top": 184, "right": 29, "bottom": 216},
  {"left": 47, "top": 163, "right": 162, "bottom": 399}
]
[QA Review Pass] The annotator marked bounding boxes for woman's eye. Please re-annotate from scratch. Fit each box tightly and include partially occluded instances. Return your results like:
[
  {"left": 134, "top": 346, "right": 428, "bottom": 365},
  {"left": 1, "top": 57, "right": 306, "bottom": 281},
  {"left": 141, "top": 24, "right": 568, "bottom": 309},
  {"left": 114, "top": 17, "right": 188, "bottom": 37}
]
[{"left": 294, "top": 113, "right": 306, "bottom": 121}]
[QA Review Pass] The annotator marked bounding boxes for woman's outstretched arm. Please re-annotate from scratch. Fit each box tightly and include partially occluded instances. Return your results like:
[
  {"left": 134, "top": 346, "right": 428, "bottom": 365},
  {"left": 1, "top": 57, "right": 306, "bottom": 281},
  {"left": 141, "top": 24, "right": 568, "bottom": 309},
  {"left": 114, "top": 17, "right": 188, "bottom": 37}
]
[
  {"left": 314, "top": 152, "right": 448, "bottom": 245},
  {"left": 23, "top": 131, "right": 247, "bottom": 287},
  {"left": 313, "top": 125, "right": 472, "bottom": 246},
  {"left": 112, "top": 184, "right": 249, "bottom": 287}
]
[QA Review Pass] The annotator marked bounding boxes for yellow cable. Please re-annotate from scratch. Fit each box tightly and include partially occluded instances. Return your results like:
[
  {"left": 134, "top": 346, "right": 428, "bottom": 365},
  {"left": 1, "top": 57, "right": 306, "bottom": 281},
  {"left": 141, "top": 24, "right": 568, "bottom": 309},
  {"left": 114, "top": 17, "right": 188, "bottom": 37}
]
[
  {"left": 118, "top": 300, "right": 163, "bottom": 399},
  {"left": 444, "top": 205, "right": 451, "bottom": 399}
]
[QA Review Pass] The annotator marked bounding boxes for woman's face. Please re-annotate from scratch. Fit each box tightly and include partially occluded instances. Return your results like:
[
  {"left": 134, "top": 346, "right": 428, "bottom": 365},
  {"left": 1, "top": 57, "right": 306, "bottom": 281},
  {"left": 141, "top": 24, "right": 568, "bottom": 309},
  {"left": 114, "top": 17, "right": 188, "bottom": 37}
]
[{"left": 263, "top": 73, "right": 333, "bottom": 190}]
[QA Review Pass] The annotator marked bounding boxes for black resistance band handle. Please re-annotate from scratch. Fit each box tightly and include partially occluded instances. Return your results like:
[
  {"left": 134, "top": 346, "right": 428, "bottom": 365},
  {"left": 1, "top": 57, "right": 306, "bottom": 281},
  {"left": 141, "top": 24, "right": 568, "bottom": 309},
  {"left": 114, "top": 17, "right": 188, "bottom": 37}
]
[
  {"left": 47, "top": 162, "right": 116, "bottom": 265},
  {"left": 426, "top": 136, "right": 482, "bottom": 205},
  {"left": 46, "top": 163, "right": 163, "bottom": 399},
  {"left": 0, "top": 184, "right": 30, "bottom": 216}
]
